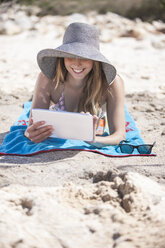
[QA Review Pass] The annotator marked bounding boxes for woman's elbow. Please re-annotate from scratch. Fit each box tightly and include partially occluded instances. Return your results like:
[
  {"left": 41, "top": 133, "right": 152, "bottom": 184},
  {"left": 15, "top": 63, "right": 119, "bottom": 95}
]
[{"left": 117, "top": 132, "right": 126, "bottom": 144}]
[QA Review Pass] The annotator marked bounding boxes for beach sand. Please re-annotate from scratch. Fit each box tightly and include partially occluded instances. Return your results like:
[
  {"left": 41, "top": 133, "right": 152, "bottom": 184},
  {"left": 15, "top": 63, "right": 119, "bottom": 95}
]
[{"left": 0, "top": 10, "right": 165, "bottom": 248}]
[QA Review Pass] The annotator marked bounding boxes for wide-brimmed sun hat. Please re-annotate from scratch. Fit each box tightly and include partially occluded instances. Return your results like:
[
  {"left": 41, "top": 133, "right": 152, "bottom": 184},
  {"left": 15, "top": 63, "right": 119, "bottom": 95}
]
[{"left": 37, "top": 22, "right": 116, "bottom": 85}]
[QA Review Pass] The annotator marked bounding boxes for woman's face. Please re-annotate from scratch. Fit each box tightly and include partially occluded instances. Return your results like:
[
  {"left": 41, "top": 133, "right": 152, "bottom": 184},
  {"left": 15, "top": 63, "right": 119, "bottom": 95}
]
[{"left": 64, "top": 57, "right": 93, "bottom": 80}]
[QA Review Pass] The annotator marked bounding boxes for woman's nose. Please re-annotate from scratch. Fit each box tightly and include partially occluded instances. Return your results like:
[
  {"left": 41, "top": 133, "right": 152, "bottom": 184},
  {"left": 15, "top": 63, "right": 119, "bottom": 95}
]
[{"left": 73, "top": 58, "right": 81, "bottom": 66}]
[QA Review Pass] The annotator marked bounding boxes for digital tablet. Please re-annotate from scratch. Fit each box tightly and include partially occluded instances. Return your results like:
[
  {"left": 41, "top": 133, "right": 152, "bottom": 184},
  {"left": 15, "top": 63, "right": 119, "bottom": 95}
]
[{"left": 32, "top": 109, "right": 94, "bottom": 141}]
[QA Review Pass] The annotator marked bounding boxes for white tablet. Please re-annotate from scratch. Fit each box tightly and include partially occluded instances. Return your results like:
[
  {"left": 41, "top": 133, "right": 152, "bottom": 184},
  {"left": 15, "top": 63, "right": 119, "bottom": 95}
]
[{"left": 32, "top": 109, "right": 94, "bottom": 141}]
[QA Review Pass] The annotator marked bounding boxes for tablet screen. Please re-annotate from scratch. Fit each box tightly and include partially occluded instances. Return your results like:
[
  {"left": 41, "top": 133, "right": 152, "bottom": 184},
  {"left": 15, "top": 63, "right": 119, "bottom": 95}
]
[{"left": 32, "top": 109, "right": 94, "bottom": 141}]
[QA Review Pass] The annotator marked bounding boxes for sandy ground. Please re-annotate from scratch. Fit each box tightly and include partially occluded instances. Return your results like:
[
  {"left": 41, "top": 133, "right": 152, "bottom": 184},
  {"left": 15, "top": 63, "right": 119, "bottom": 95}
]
[{"left": 0, "top": 13, "right": 165, "bottom": 248}]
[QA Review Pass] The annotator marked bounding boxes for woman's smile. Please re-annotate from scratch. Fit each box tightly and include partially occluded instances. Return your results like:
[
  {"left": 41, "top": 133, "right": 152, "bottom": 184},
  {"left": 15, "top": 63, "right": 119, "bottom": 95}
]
[
  {"left": 64, "top": 57, "right": 93, "bottom": 80},
  {"left": 72, "top": 68, "right": 85, "bottom": 74}
]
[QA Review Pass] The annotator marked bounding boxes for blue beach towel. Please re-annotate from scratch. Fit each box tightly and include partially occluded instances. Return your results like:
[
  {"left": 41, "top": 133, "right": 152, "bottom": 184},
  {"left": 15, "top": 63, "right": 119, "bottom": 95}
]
[{"left": 0, "top": 102, "right": 156, "bottom": 157}]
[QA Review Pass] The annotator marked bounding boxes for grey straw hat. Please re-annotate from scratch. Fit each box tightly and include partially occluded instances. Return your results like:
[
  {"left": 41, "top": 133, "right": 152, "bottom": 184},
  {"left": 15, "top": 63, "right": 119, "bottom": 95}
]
[{"left": 37, "top": 22, "right": 116, "bottom": 85}]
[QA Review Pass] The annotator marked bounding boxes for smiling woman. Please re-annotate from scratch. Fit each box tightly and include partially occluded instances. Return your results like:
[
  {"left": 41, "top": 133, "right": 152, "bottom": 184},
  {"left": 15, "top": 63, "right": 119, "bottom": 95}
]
[
  {"left": 52, "top": 57, "right": 107, "bottom": 115},
  {"left": 24, "top": 22, "right": 125, "bottom": 146}
]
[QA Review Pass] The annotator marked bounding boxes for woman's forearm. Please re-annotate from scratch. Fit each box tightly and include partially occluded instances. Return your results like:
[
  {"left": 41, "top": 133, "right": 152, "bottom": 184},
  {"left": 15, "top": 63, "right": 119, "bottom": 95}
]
[{"left": 91, "top": 132, "right": 125, "bottom": 148}]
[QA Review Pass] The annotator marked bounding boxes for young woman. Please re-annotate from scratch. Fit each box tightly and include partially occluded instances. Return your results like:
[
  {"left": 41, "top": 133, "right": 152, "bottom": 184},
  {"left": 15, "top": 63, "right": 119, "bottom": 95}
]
[{"left": 24, "top": 22, "right": 125, "bottom": 147}]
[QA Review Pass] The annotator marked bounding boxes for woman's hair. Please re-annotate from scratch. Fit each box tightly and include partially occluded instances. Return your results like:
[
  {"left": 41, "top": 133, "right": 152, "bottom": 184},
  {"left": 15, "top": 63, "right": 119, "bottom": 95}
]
[{"left": 53, "top": 57, "right": 108, "bottom": 116}]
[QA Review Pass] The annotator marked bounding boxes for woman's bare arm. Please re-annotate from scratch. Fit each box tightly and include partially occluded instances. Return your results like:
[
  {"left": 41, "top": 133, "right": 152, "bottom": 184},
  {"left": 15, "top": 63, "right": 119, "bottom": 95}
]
[
  {"left": 92, "top": 74, "right": 126, "bottom": 146},
  {"left": 30, "top": 72, "right": 52, "bottom": 117},
  {"left": 25, "top": 72, "right": 54, "bottom": 142}
]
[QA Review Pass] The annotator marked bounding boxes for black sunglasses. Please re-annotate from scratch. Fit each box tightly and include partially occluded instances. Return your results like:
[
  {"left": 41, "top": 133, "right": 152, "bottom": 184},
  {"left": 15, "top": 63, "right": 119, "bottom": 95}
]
[{"left": 118, "top": 140, "right": 156, "bottom": 154}]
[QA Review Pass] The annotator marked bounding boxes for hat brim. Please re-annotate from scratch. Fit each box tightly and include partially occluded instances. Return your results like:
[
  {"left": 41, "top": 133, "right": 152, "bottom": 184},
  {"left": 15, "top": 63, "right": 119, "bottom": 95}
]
[{"left": 37, "top": 42, "right": 116, "bottom": 85}]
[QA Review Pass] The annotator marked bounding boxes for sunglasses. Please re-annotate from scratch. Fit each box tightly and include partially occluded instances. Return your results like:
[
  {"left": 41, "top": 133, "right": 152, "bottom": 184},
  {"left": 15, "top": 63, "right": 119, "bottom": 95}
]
[{"left": 118, "top": 140, "right": 156, "bottom": 154}]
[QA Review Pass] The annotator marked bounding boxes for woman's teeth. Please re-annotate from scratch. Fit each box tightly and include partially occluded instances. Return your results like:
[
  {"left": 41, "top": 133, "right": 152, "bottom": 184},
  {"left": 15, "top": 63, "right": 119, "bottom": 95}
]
[{"left": 72, "top": 69, "right": 84, "bottom": 73}]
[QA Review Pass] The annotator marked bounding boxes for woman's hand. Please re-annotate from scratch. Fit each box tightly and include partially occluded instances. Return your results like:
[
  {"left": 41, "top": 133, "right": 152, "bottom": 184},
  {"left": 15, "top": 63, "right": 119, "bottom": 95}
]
[
  {"left": 24, "top": 121, "right": 53, "bottom": 143},
  {"left": 92, "top": 114, "right": 99, "bottom": 142},
  {"left": 88, "top": 115, "right": 107, "bottom": 148},
  {"left": 81, "top": 111, "right": 98, "bottom": 143}
]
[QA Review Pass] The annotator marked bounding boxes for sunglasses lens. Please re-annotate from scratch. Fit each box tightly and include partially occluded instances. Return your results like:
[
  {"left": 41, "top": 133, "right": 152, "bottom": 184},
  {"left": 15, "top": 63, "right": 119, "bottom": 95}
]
[
  {"left": 120, "top": 144, "right": 134, "bottom": 154},
  {"left": 138, "top": 145, "right": 152, "bottom": 154}
]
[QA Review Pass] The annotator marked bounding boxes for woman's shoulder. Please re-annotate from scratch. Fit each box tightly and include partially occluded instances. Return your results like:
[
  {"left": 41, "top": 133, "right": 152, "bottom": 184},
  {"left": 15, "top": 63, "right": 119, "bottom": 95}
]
[
  {"left": 37, "top": 72, "right": 55, "bottom": 86},
  {"left": 35, "top": 72, "right": 64, "bottom": 101},
  {"left": 103, "top": 74, "right": 124, "bottom": 102},
  {"left": 37, "top": 72, "right": 63, "bottom": 91},
  {"left": 106, "top": 74, "right": 124, "bottom": 94},
  {"left": 110, "top": 74, "right": 124, "bottom": 88}
]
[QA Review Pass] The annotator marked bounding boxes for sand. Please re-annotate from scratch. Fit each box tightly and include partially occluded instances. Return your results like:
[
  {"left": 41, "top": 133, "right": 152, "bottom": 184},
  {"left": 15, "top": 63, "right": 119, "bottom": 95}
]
[{"left": 0, "top": 10, "right": 165, "bottom": 248}]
